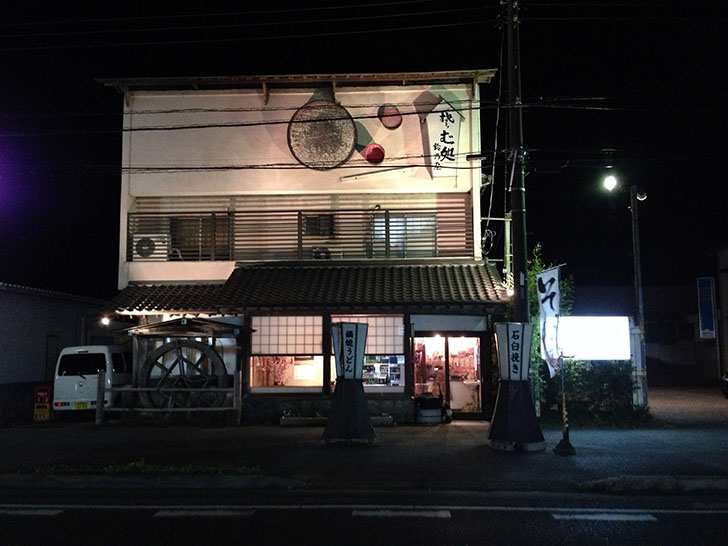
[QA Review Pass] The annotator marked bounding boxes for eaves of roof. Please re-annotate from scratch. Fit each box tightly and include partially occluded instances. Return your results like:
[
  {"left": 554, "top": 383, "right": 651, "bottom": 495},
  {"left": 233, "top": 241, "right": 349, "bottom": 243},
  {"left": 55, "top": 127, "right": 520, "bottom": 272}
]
[
  {"left": 0, "top": 281, "right": 108, "bottom": 306},
  {"left": 111, "top": 262, "right": 508, "bottom": 316},
  {"left": 110, "top": 283, "right": 224, "bottom": 315},
  {"left": 99, "top": 70, "right": 497, "bottom": 93}
]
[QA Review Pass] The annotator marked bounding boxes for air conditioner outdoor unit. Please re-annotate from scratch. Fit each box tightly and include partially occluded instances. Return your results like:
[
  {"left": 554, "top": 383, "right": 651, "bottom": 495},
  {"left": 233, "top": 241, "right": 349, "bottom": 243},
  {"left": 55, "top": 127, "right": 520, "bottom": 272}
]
[
  {"left": 132, "top": 233, "right": 170, "bottom": 261},
  {"left": 312, "top": 247, "right": 331, "bottom": 259}
]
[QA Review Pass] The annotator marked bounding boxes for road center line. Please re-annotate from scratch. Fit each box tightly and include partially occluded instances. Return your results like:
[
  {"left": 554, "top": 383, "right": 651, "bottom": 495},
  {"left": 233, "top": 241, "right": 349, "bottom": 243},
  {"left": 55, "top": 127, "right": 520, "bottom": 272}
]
[
  {"left": 154, "top": 509, "right": 255, "bottom": 518},
  {"left": 353, "top": 509, "right": 451, "bottom": 519},
  {"left": 0, "top": 509, "right": 63, "bottom": 516},
  {"left": 552, "top": 513, "right": 657, "bottom": 522},
  {"left": 2, "top": 503, "right": 728, "bottom": 516}
]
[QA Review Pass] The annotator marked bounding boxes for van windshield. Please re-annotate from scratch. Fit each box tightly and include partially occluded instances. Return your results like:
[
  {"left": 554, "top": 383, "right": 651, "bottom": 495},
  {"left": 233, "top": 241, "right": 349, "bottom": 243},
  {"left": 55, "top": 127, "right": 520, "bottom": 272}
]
[{"left": 58, "top": 354, "right": 106, "bottom": 376}]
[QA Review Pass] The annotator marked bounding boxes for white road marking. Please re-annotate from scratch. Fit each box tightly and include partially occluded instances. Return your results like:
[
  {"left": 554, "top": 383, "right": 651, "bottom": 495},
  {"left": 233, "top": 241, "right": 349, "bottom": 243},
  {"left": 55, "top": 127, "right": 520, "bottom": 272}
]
[
  {"left": 353, "top": 509, "right": 451, "bottom": 519},
  {"left": 552, "top": 513, "right": 657, "bottom": 522},
  {"left": 154, "top": 509, "right": 255, "bottom": 518},
  {"left": 0, "top": 509, "right": 63, "bottom": 516}
]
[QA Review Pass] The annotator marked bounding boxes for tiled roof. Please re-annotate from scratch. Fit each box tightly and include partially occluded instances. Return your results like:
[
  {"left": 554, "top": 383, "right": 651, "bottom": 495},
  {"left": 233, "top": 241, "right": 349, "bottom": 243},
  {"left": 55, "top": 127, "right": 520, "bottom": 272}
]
[
  {"left": 112, "top": 262, "right": 508, "bottom": 314},
  {"left": 1, "top": 282, "right": 107, "bottom": 305},
  {"left": 220, "top": 262, "right": 508, "bottom": 310},
  {"left": 111, "top": 283, "right": 224, "bottom": 314}
]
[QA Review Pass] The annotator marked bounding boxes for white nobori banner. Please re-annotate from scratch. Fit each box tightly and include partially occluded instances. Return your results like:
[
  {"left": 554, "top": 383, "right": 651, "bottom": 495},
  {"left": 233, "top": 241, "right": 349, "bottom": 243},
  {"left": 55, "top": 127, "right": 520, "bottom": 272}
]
[{"left": 537, "top": 266, "right": 562, "bottom": 378}]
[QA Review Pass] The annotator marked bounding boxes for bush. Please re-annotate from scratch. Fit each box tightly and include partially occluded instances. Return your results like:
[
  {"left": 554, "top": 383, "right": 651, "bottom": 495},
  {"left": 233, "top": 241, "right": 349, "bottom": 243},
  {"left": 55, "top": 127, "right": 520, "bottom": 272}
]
[
  {"left": 524, "top": 245, "right": 650, "bottom": 427},
  {"left": 534, "top": 358, "right": 650, "bottom": 427}
]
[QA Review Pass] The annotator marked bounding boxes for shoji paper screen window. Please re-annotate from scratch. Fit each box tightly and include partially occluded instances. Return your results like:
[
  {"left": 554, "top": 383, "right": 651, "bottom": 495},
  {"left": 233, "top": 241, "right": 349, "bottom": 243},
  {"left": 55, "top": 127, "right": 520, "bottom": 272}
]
[
  {"left": 331, "top": 315, "right": 404, "bottom": 354},
  {"left": 251, "top": 316, "right": 323, "bottom": 355}
]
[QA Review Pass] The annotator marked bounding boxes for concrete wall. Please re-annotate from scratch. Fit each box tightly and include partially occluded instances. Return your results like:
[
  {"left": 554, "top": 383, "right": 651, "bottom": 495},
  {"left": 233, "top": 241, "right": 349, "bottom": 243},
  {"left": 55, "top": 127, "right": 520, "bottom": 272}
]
[
  {"left": 717, "top": 247, "right": 728, "bottom": 377},
  {"left": 0, "top": 284, "right": 108, "bottom": 423},
  {"left": 242, "top": 395, "right": 416, "bottom": 425},
  {"left": 122, "top": 85, "right": 477, "bottom": 195}
]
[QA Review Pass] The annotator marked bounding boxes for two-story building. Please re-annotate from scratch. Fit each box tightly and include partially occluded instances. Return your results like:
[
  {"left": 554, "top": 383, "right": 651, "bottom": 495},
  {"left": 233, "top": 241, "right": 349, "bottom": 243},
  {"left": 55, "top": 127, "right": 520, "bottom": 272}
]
[{"left": 104, "top": 71, "right": 509, "bottom": 423}]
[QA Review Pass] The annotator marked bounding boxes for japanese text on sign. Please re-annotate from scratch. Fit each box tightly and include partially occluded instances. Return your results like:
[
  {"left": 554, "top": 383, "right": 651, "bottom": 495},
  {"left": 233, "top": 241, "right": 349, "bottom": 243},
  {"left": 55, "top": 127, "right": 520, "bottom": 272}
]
[
  {"left": 510, "top": 328, "right": 521, "bottom": 376},
  {"left": 344, "top": 329, "right": 354, "bottom": 377},
  {"left": 426, "top": 103, "right": 461, "bottom": 178}
]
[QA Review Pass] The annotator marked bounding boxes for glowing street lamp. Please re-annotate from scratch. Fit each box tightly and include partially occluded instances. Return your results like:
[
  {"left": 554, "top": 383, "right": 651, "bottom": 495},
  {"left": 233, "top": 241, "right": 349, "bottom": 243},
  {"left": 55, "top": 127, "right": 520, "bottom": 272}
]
[{"left": 603, "top": 175, "right": 618, "bottom": 192}]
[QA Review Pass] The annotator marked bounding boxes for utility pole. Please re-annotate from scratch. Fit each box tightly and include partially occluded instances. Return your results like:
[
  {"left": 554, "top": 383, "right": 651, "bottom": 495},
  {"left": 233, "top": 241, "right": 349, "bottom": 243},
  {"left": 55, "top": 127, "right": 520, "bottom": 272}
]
[
  {"left": 630, "top": 185, "right": 648, "bottom": 405},
  {"left": 506, "top": 0, "right": 529, "bottom": 323}
]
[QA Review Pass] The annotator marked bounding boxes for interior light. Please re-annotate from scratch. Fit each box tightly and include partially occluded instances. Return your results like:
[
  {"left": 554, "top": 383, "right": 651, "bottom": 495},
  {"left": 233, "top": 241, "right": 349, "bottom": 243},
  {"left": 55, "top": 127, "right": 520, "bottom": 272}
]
[
  {"left": 603, "top": 175, "right": 618, "bottom": 191},
  {"left": 100, "top": 316, "right": 111, "bottom": 326}
]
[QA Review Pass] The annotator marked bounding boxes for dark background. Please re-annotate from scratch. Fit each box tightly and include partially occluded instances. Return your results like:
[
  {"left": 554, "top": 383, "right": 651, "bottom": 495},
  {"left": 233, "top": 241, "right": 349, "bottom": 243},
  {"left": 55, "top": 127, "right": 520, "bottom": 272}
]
[{"left": 1, "top": 1, "right": 726, "bottom": 299}]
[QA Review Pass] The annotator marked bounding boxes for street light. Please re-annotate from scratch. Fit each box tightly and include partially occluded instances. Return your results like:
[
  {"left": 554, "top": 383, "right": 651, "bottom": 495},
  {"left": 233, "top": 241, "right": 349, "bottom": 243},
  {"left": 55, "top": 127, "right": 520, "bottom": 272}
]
[
  {"left": 603, "top": 174, "right": 648, "bottom": 406},
  {"left": 603, "top": 175, "right": 618, "bottom": 192}
]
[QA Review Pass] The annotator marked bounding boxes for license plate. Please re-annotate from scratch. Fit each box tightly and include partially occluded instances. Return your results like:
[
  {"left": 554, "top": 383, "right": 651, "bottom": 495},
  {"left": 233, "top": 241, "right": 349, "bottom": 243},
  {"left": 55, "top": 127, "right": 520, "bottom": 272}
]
[{"left": 73, "top": 402, "right": 88, "bottom": 410}]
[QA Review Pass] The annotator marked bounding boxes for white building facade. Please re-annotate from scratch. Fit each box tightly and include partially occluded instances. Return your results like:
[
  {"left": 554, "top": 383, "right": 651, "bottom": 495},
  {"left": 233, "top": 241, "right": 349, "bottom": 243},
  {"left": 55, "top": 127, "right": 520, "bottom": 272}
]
[{"left": 106, "top": 71, "right": 509, "bottom": 423}]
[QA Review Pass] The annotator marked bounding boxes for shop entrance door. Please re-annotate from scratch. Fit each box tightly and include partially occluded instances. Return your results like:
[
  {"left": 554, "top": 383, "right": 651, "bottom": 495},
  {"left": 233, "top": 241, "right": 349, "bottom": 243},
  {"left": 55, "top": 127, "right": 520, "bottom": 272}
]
[
  {"left": 447, "top": 337, "right": 481, "bottom": 414},
  {"left": 414, "top": 336, "right": 481, "bottom": 414}
]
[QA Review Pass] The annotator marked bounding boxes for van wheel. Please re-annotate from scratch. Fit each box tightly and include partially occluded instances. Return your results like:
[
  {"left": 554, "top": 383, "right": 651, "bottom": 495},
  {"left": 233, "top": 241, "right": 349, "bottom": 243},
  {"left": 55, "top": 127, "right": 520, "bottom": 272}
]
[{"left": 138, "top": 340, "right": 228, "bottom": 409}]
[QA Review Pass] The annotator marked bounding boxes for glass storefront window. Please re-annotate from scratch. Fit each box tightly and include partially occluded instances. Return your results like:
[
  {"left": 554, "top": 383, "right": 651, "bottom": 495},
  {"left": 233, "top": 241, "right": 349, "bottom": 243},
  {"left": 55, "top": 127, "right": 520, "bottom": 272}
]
[
  {"left": 330, "top": 315, "right": 405, "bottom": 393},
  {"left": 414, "top": 336, "right": 446, "bottom": 396},
  {"left": 250, "top": 316, "right": 324, "bottom": 392},
  {"left": 363, "top": 355, "right": 404, "bottom": 386},
  {"left": 251, "top": 356, "right": 324, "bottom": 390},
  {"left": 414, "top": 336, "right": 481, "bottom": 413}
]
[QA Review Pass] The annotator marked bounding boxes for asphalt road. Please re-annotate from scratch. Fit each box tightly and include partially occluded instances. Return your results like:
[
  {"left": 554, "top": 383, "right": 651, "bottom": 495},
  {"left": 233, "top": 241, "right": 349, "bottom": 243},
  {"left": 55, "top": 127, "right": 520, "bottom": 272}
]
[
  {"left": 2, "top": 489, "right": 727, "bottom": 546},
  {"left": 1, "top": 386, "right": 726, "bottom": 544},
  {"left": 2, "top": 422, "right": 727, "bottom": 492}
]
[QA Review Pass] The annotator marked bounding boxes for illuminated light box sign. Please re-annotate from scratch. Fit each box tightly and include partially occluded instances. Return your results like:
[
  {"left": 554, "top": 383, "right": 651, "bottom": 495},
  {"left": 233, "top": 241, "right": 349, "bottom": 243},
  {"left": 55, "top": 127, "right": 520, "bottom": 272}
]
[{"left": 542, "top": 316, "right": 631, "bottom": 361}]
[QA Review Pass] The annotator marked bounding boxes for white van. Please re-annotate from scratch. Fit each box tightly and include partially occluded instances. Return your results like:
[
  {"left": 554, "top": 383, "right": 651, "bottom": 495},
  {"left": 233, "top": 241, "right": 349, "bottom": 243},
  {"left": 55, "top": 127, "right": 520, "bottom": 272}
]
[{"left": 53, "top": 345, "right": 132, "bottom": 413}]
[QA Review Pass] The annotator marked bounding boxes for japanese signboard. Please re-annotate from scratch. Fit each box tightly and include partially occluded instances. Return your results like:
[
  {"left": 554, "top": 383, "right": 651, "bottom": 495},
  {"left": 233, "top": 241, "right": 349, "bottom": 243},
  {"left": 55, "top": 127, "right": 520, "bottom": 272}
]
[
  {"left": 495, "top": 322, "right": 533, "bottom": 381},
  {"left": 331, "top": 322, "right": 369, "bottom": 380},
  {"left": 425, "top": 100, "right": 462, "bottom": 178},
  {"left": 536, "top": 266, "right": 561, "bottom": 378}
]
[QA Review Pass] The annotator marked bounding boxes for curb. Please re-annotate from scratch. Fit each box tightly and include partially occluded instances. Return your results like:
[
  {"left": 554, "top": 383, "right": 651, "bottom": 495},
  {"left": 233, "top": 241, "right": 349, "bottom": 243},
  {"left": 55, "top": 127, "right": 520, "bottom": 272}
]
[
  {"left": 0, "top": 473, "right": 304, "bottom": 490},
  {"left": 576, "top": 475, "right": 728, "bottom": 494}
]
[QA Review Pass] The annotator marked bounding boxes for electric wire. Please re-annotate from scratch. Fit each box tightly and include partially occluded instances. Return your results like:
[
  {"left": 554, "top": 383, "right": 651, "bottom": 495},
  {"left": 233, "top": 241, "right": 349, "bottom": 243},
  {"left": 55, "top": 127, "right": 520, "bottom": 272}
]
[
  {"left": 0, "top": 19, "right": 493, "bottom": 52},
  {"left": 4, "top": 97, "right": 725, "bottom": 126},
  {"left": 7, "top": 95, "right": 726, "bottom": 139},
  {"left": 0, "top": 0, "right": 442, "bottom": 28},
  {"left": 482, "top": 20, "right": 504, "bottom": 258},
  {"left": 1, "top": 6, "right": 488, "bottom": 40}
]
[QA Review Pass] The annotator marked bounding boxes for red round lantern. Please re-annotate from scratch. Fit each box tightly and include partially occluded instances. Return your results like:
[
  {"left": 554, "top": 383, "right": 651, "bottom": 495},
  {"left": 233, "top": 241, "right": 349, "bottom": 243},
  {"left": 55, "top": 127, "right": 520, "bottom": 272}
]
[
  {"left": 378, "top": 104, "right": 402, "bottom": 129},
  {"left": 365, "top": 143, "right": 385, "bottom": 164}
]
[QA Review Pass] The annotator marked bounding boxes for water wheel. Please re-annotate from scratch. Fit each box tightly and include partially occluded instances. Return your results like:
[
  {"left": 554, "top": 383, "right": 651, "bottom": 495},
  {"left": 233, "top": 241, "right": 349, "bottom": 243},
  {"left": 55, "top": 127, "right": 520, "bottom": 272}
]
[{"left": 138, "top": 339, "right": 229, "bottom": 408}]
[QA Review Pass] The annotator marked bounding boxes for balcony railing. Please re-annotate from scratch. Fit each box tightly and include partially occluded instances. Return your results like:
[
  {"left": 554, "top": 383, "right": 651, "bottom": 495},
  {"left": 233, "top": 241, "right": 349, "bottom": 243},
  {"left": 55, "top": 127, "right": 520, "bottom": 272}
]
[{"left": 127, "top": 206, "right": 473, "bottom": 262}]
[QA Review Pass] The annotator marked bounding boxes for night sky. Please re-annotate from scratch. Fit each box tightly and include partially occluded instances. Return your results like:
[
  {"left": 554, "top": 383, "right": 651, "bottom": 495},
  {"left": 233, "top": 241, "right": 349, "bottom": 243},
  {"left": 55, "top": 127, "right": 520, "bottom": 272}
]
[{"left": 1, "top": 1, "right": 726, "bottom": 299}]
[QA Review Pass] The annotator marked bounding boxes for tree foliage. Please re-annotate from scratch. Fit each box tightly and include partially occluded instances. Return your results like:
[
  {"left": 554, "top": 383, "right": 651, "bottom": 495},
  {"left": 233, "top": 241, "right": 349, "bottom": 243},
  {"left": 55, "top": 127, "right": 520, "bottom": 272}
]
[{"left": 525, "top": 244, "right": 648, "bottom": 427}]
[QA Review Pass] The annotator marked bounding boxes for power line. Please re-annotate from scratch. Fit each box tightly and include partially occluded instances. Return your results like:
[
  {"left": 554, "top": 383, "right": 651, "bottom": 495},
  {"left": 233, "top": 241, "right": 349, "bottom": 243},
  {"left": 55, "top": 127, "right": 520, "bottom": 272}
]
[
  {"left": 0, "top": 0, "right": 440, "bottom": 28},
  {"left": 525, "top": 16, "right": 728, "bottom": 21},
  {"left": 1, "top": 150, "right": 502, "bottom": 173},
  {"left": 4, "top": 92, "right": 728, "bottom": 121},
  {"left": 0, "top": 101, "right": 490, "bottom": 137},
  {"left": 0, "top": 19, "right": 492, "bottom": 52},
  {"left": 0, "top": 5, "right": 489, "bottom": 40},
  {"left": 5, "top": 96, "right": 726, "bottom": 138}
]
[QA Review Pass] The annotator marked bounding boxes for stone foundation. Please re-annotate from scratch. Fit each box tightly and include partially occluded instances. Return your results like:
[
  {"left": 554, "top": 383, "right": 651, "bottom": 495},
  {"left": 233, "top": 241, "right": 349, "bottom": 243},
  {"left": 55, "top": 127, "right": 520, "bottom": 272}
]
[{"left": 242, "top": 395, "right": 416, "bottom": 425}]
